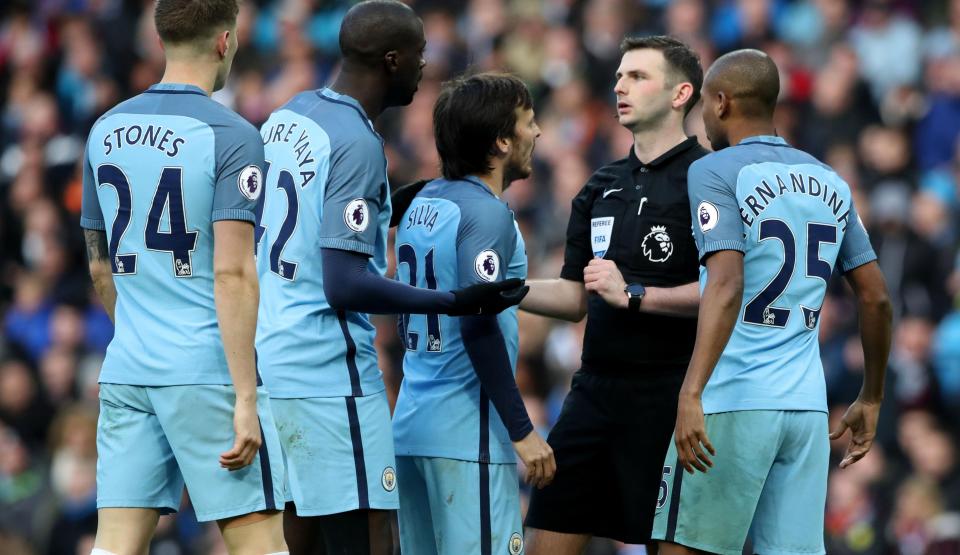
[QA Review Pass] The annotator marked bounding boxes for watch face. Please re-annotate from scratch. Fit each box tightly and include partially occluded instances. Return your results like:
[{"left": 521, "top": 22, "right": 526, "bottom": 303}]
[{"left": 626, "top": 284, "right": 646, "bottom": 297}]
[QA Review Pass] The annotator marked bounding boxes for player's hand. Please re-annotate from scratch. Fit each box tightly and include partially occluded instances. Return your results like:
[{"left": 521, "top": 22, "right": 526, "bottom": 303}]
[
  {"left": 513, "top": 430, "right": 556, "bottom": 489},
  {"left": 389, "top": 179, "right": 430, "bottom": 227},
  {"left": 448, "top": 279, "right": 529, "bottom": 316},
  {"left": 583, "top": 258, "right": 628, "bottom": 309},
  {"left": 675, "top": 391, "right": 715, "bottom": 474},
  {"left": 220, "top": 396, "right": 262, "bottom": 471},
  {"left": 830, "top": 398, "right": 881, "bottom": 469}
]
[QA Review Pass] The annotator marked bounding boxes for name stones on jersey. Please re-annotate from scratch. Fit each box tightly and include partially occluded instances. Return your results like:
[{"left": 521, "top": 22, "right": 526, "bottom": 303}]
[
  {"left": 344, "top": 198, "right": 369, "bottom": 232},
  {"left": 642, "top": 225, "right": 674, "bottom": 262},
  {"left": 237, "top": 165, "right": 263, "bottom": 201},
  {"left": 698, "top": 201, "right": 720, "bottom": 232},
  {"left": 591, "top": 216, "right": 614, "bottom": 258},
  {"left": 474, "top": 250, "right": 500, "bottom": 282},
  {"left": 102, "top": 124, "right": 185, "bottom": 157}
]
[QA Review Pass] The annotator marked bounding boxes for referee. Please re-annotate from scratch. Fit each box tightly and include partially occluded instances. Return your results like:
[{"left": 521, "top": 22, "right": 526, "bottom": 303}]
[{"left": 522, "top": 36, "right": 707, "bottom": 554}]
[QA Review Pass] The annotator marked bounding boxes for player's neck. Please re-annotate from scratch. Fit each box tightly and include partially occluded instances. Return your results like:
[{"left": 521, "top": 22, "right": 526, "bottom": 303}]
[
  {"left": 474, "top": 166, "right": 505, "bottom": 197},
  {"left": 725, "top": 121, "right": 777, "bottom": 147},
  {"left": 330, "top": 72, "right": 386, "bottom": 121},
  {"left": 160, "top": 61, "right": 217, "bottom": 96},
  {"left": 631, "top": 123, "right": 688, "bottom": 165}
]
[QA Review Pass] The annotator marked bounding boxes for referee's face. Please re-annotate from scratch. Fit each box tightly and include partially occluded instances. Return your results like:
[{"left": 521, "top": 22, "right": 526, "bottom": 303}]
[{"left": 614, "top": 49, "right": 674, "bottom": 132}]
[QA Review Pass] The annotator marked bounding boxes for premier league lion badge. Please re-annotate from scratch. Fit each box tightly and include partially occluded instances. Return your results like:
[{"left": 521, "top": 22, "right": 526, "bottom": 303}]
[{"left": 642, "top": 225, "right": 674, "bottom": 262}]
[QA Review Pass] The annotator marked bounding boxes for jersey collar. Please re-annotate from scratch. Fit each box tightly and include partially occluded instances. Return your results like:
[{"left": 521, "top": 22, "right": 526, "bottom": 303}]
[
  {"left": 628, "top": 136, "right": 699, "bottom": 170},
  {"left": 145, "top": 83, "right": 207, "bottom": 96},
  {"left": 738, "top": 135, "right": 788, "bottom": 146},
  {"left": 463, "top": 175, "right": 498, "bottom": 198}
]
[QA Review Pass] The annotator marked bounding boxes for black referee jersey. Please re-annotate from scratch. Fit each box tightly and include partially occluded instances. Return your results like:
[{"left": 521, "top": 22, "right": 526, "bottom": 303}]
[{"left": 561, "top": 136, "right": 708, "bottom": 373}]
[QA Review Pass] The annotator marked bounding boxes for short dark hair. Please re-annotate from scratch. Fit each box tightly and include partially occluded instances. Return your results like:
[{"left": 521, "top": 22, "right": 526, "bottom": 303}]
[
  {"left": 155, "top": 0, "right": 239, "bottom": 45},
  {"left": 433, "top": 73, "right": 533, "bottom": 181},
  {"left": 620, "top": 35, "right": 703, "bottom": 116}
]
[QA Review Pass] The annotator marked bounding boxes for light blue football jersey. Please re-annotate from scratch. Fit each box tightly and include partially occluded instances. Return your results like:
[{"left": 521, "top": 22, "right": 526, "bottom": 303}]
[
  {"left": 690, "top": 136, "right": 876, "bottom": 414},
  {"left": 80, "top": 83, "right": 264, "bottom": 386},
  {"left": 392, "top": 178, "right": 527, "bottom": 464},
  {"left": 255, "top": 88, "right": 391, "bottom": 399}
]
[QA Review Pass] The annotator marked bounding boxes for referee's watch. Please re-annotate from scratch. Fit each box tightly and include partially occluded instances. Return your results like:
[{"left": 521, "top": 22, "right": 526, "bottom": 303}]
[{"left": 624, "top": 283, "right": 646, "bottom": 312}]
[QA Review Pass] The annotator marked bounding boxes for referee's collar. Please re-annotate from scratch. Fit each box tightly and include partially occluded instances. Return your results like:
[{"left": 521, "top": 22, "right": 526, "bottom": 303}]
[{"left": 628, "top": 136, "right": 699, "bottom": 170}]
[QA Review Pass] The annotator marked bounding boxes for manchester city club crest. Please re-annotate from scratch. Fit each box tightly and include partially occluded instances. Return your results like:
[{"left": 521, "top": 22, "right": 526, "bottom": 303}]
[
  {"left": 474, "top": 250, "right": 500, "bottom": 282},
  {"left": 642, "top": 225, "right": 673, "bottom": 262},
  {"left": 509, "top": 532, "right": 524, "bottom": 555},
  {"left": 237, "top": 165, "right": 262, "bottom": 201},
  {"left": 381, "top": 466, "right": 396, "bottom": 492},
  {"left": 344, "top": 198, "right": 369, "bottom": 232}
]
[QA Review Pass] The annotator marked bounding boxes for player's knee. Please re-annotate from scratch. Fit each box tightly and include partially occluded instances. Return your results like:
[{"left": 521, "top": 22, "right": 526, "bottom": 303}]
[
  {"left": 219, "top": 509, "right": 283, "bottom": 530},
  {"left": 91, "top": 549, "right": 119, "bottom": 555}
]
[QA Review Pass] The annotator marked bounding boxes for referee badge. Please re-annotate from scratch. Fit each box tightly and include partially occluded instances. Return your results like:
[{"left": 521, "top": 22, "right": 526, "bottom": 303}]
[{"left": 590, "top": 217, "right": 614, "bottom": 258}]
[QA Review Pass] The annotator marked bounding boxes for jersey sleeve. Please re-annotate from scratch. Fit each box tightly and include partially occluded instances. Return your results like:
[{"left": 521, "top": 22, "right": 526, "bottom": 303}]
[
  {"left": 559, "top": 183, "right": 593, "bottom": 282},
  {"left": 80, "top": 142, "right": 105, "bottom": 230},
  {"left": 318, "top": 136, "right": 386, "bottom": 256},
  {"left": 455, "top": 202, "right": 517, "bottom": 288},
  {"left": 837, "top": 199, "right": 877, "bottom": 273},
  {"left": 689, "top": 157, "right": 745, "bottom": 263},
  {"left": 212, "top": 122, "right": 264, "bottom": 224}
]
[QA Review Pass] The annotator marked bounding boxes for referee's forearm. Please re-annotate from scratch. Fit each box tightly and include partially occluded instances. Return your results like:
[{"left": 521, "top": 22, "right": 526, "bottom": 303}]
[
  {"left": 640, "top": 282, "right": 700, "bottom": 317},
  {"left": 519, "top": 278, "right": 586, "bottom": 321}
]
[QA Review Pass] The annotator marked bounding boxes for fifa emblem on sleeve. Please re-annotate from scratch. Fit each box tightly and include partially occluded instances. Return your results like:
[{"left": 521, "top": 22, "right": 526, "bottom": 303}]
[
  {"left": 474, "top": 250, "right": 500, "bottom": 282},
  {"left": 344, "top": 199, "right": 370, "bottom": 232},
  {"left": 509, "top": 533, "right": 524, "bottom": 555},
  {"left": 237, "top": 165, "right": 263, "bottom": 201},
  {"left": 381, "top": 466, "right": 396, "bottom": 492},
  {"left": 642, "top": 225, "right": 674, "bottom": 262}
]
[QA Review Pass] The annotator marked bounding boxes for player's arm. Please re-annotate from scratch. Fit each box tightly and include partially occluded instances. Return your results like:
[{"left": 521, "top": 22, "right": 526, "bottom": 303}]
[
  {"left": 84, "top": 229, "right": 116, "bottom": 322},
  {"left": 675, "top": 159, "right": 746, "bottom": 474},
  {"left": 456, "top": 209, "right": 555, "bottom": 488},
  {"left": 79, "top": 145, "right": 116, "bottom": 322},
  {"left": 830, "top": 208, "right": 890, "bottom": 468},
  {"left": 210, "top": 126, "right": 267, "bottom": 471},
  {"left": 320, "top": 140, "right": 524, "bottom": 316},
  {"left": 519, "top": 182, "right": 592, "bottom": 321},
  {"left": 519, "top": 278, "right": 587, "bottom": 322},
  {"left": 213, "top": 220, "right": 261, "bottom": 471},
  {"left": 675, "top": 249, "right": 742, "bottom": 473},
  {"left": 582, "top": 258, "right": 699, "bottom": 317}
]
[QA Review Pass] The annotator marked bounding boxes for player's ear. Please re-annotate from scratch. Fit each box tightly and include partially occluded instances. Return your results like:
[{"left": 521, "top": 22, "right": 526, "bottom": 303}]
[
  {"left": 716, "top": 91, "right": 730, "bottom": 120},
  {"left": 384, "top": 50, "right": 400, "bottom": 74},
  {"left": 673, "top": 81, "right": 693, "bottom": 112},
  {"left": 215, "top": 30, "right": 230, "bottom": 60},
  {"left": 495, "top": 135, "right": 512, "bottom": 156}
]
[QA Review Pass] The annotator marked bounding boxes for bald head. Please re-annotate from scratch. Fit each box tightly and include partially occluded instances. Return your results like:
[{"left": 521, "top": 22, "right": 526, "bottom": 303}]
[
  {"left": 704, "top": 49, "right": 780, "bottom": 118},
  {"left": 339, "top": 0, "right": 422, "bottom": 68}
]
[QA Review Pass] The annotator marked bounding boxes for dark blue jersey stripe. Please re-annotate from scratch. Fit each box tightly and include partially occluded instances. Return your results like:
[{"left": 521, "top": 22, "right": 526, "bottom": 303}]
[
  {"left": 257, "top": 420, "right": 278, "bottom": 510},
  {"left": 336, "top": 310, "right": 364, "bottom": 397},
  {"left": 345, "top": 397, "right": 370, "bottom": 510},
  {"left": 479, "top": 461, "right": 491, "bottom": 555},
  {"left": 665, "top": 455, "right": 684, "bottom": 542}
]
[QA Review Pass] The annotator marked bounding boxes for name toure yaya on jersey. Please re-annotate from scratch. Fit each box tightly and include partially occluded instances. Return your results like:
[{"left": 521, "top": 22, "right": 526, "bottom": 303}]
[
  {"left": 101, "top": 124, "right": 185, "bottom": 157},
  {"left": 261, "top": 120, "right": 317, "bottom": 187},
  {"left": 738, "top": 170, "right": 853, "bottom": 230}
]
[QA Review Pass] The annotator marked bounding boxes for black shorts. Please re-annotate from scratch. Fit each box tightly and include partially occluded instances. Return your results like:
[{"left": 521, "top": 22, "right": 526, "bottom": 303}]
[{"left": 525, "top": 368, "right": 684, "bottom": 544}]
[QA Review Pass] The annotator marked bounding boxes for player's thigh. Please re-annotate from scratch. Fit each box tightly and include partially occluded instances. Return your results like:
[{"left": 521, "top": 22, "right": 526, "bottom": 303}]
[
  {"left": 149, "top": 384, "right": 285, "bottom": 522},
  {"left": 419, "top": 457, "right": 524, "bottom": 555},
  {"left": 97, "top": 384, "right": 182, "bottom": 514},
  {"left": 652, "top": 411, "right": 783, "bottom": 555},
  {"left": 751, "top": 411, "right": 829, "bottom": 555},
  {"left": 272, "top": 391, "right": 398, "bottom": 517},
  {"left": 396, "top": 456, "right": 439, "bottom": 555}
]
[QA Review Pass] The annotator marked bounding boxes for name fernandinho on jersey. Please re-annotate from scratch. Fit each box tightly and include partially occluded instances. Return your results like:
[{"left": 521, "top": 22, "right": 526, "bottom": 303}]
[
  {"left": 102, "top": 124, "right": 185, "bottom": 157},
  {"left": 262, "top": 120, "right": 317, "bottom": 188},
  {"left": 739, "top": 171, "right": 852, "bottom": 231},
  {"left": 406, "top": 202, "right": 439, "bottom": 232}
]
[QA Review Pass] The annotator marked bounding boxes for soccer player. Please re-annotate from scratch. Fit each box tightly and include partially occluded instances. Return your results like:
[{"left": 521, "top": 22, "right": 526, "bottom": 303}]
[
  {"left": 652, "top": 49, "right": 892, "bottom": 555},
  {"left": 391, "top": 73, "right": 556, "bottom": 555},
  {"left": 254, "top": 3, "right": 527, "bottom": 553},
  {"left": 80, "top": 1, "right": 287, "bottom": 554}
]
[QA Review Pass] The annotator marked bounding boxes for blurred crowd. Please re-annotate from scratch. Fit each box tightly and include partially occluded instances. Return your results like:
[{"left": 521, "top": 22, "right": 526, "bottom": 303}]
[{"left": 0, "top": 0, "right": 958, "bottom": 553}]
